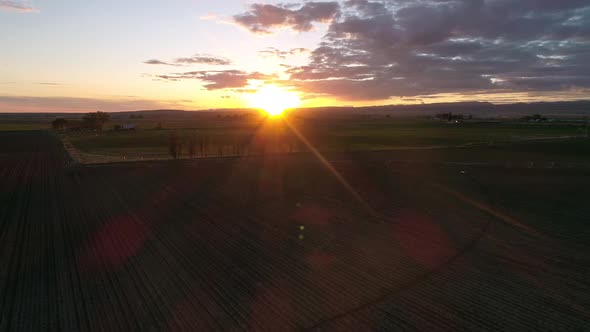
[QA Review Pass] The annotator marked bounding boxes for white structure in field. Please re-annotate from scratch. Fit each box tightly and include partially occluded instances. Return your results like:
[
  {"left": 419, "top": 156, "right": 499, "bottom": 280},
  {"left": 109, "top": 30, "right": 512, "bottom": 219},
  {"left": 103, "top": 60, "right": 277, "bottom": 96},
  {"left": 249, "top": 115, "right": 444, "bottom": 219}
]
[{"left": 121, "top": 124, "right": 137, "bottom": 130}]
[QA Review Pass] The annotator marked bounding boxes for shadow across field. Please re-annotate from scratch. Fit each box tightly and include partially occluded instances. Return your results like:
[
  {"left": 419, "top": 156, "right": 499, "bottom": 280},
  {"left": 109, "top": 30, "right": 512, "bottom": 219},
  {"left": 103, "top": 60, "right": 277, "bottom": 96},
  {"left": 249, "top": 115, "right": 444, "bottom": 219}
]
[{"left": 0, "top": 131, "right": 589, "bottom": 331}]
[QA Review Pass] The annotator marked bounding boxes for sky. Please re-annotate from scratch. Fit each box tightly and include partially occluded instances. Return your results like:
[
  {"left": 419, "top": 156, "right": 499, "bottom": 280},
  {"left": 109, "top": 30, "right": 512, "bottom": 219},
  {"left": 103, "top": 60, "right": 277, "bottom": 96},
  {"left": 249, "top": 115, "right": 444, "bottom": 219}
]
[{"left": 1, "top": 0, "right": 589, "bottom": 112}]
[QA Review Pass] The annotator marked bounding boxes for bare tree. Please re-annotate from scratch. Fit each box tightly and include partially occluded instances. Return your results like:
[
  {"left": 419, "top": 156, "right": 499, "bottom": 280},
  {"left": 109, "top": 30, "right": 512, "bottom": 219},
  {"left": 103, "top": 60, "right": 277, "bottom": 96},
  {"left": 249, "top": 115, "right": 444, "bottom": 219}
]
[
  {"left": 188, "top": 131, "right": 197, "bottom": 158},
  {"left": 200, "top": 135, "right": 210, "bottom": 157},
  {"left": 51, "top": 118, "right": 68, "bottom": 130},
  {"left": 169, "top": 131, "right": 180, "bottom": 159},
  {"left": 177, "top": 140, "right": 183, "bottom": 159},
  {"left": 82, "top": 111, "right": 110, "bottom": 130}
]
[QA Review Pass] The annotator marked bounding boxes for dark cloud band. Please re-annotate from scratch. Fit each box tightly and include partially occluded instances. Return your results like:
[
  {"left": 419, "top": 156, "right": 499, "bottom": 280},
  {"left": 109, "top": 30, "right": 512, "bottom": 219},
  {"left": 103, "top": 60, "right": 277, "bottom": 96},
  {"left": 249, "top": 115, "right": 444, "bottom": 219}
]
[
  {"left": 0, "top": 0, "right": 36, "bottom": 12},
  {"left": 154, "top": 70, "right": 275, "bottom": 90},
  {"left": 238, "top": 0, "right": 590, "bottom": 101},
  {"left": 144, "top": 54, "right": 232, "bottom": 67},
  {"left": 234, "top": 2, "right": 340, "bottom": 34}
]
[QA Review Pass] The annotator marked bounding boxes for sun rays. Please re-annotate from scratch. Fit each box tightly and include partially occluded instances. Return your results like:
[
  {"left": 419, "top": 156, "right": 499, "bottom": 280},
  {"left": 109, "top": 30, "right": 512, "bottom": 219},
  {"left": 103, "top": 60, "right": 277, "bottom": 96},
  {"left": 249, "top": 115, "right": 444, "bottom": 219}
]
[{"left": 248, "top": 85, "right": 301, "bottom": 117}]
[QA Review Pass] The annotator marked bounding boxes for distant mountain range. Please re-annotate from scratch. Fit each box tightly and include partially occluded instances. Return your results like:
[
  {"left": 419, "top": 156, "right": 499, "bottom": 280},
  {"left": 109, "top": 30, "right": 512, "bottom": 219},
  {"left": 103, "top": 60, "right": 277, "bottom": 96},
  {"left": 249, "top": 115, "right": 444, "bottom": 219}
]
[
  {"left": 299, "top": 101, "right": 590, "bottom": 117},
  {"left": 1, "top": 100, "right": 589, "bottom": 121},
  {"left": 113, "top": 100, "right": 590, "bottom": 117}
]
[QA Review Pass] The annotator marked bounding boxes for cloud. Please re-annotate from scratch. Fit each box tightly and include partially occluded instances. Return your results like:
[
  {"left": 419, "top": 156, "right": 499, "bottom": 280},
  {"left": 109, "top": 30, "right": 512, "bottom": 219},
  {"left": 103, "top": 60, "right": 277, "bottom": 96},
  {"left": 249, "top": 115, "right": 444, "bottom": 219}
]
[
  {"left": 144, "top": 59, "right": 173, "bottom": 66},
  {"left": 144, "top": 54, "right": 232, "bottom": 66},
  {"left": 154, "top": 70, "right": 275, "bottom": 90},
  {"left": 0, "top": 96, "right": 188, "bottom": 112},
  {"left": 258, "top": 47, "right": 310, "bottom": 59},
  {"left": 174, "top": 55, "right": 232, "bottom": 66},
  {"left": 33, "top": 82, "right": 66, "bottom": 86},
  {"left": 0, "top": 0, "right": 36, "bottom": 12},
  {"left": 248, "top": 0, "right": 590, "bottom": 101},
  {"left": 233, "top": 2, "right": 340, "bottom": 34}
]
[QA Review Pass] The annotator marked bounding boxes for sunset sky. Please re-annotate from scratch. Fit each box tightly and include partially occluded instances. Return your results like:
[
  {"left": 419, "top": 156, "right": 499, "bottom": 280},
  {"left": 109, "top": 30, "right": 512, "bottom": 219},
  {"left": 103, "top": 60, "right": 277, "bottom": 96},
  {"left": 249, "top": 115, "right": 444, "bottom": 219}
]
[{"left": 1, "top": 0, "right": 589, "bottom": 112}]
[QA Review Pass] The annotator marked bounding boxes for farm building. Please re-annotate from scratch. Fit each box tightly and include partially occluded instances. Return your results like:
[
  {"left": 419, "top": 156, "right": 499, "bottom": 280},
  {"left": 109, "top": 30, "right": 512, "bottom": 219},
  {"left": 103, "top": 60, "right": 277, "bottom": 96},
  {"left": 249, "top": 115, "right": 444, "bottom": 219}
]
[{"left": 114, "top": 123, "right": 137, "bottom": 131}]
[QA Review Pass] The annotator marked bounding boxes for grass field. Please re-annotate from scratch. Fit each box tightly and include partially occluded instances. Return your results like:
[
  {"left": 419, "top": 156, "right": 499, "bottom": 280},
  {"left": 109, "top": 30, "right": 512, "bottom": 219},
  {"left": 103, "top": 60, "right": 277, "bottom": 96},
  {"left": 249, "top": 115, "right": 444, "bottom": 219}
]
[
  {"left": 61, "top": 117, "right": 589, "bottom": 163},
  {"left": 0, "top": 123, "right": 51, "bottom": 131},
  {"left": 0, "top": 130, "right": 588, "bottom": 330}
]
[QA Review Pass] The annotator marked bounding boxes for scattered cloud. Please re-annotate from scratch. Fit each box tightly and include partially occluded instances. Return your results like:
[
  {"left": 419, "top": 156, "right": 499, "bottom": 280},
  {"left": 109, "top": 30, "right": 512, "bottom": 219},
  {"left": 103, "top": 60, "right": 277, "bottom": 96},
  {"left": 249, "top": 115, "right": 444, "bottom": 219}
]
[
  {"left": 0, "top": 96, "right": 188, "bottom": 112},
  {"left": 154, "top": 70, "right": 275, "bottom": 90},
  {"left": 238, "top": 0, "right": 590, "bottom": 101},
  {"left": 0, "top": 0, "right": 37, "bottom": 12},
  {"left": 233, "top": 2, "right": 340, "bottom": 34},
  {"left": 175, "top": 55, "right": 232, "bottom": 66},
  {"left": 258, "top": 47, "right": 309, "bottom": 59},
  {"left": 144, "top": 54, "right": 232, "bottom": 66},
  {"left": 33, "top": 82, "right": 67, "bottom": 86},
  {"left": 144, "top": 59, "right": 172, "bottom": 66}
]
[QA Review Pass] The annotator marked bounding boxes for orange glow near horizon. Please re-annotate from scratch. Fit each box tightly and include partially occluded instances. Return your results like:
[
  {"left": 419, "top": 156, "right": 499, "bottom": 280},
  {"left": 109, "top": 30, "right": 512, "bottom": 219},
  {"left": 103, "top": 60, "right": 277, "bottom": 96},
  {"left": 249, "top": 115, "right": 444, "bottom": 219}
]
[{"left": 248, "top": 85, "right": 301, "bottom": 117}]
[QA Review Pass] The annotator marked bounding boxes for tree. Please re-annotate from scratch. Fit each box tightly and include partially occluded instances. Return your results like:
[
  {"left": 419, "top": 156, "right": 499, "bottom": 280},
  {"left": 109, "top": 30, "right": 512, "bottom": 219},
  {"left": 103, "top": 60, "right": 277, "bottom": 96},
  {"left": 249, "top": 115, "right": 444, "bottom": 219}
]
[
  {"left": 177, "top": 140, "right": 183, "bottom": 159},
  {"left": 51, "top": 118, "right": 68, "bottom": 130},
  {"left": 82, "top": 111, "right": 110, "bottom": 130},
  {"left": 188, "top": 131, "right": 197, "bottom": 158},
  {"left": 169, "top": 131, "right": 180, "bottom": 159}
]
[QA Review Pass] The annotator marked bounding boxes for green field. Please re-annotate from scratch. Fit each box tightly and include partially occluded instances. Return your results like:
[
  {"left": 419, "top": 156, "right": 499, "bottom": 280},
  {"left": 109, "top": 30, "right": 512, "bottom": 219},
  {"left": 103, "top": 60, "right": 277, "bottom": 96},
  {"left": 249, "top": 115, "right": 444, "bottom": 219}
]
[
  {"left": 1, "top": 112, "right": 588, "bottom": 164},
  {"left": 0, "top": 123, "right": 52, "bottom": 131},
  {"left": 63, "top": 118, "right": 589, "bottom": 163}
]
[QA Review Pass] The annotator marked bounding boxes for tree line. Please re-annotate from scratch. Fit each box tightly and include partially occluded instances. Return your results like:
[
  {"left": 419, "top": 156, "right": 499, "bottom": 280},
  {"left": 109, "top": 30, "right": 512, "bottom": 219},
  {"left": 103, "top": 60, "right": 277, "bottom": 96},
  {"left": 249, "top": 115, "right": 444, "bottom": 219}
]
[
  {"left": 167, "top": 129, "right": 305, "bottom": 159},
  {"left": 52, "top": 111, "right": 111, "bottom": 131}
]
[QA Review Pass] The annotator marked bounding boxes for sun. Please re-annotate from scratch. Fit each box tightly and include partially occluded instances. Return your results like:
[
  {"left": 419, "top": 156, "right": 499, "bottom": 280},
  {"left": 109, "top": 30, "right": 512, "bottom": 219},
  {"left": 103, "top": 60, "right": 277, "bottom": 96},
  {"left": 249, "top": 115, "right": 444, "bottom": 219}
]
[{"left": 249, "top": 85, "right": 301, "bottom": 117}]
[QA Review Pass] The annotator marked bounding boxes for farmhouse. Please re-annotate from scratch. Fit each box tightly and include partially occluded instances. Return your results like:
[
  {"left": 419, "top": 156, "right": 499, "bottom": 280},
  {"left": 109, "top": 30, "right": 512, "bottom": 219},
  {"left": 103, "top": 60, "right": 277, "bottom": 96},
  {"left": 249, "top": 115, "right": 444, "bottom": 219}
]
[{"left": 114, "top": 123, "right": 137, "bottom": 131}]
